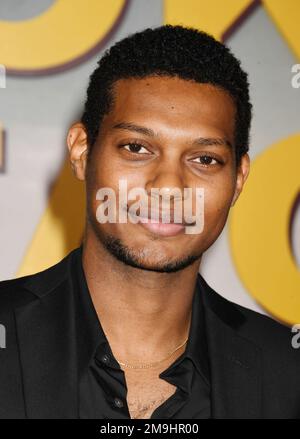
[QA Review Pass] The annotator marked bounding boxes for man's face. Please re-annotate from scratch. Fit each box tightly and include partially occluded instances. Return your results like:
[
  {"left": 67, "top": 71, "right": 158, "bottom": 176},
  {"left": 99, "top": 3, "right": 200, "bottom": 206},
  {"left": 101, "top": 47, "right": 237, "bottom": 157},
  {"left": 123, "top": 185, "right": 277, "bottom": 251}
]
[{"left": 69, "top": 75, "right": 250, "bottom": 272}]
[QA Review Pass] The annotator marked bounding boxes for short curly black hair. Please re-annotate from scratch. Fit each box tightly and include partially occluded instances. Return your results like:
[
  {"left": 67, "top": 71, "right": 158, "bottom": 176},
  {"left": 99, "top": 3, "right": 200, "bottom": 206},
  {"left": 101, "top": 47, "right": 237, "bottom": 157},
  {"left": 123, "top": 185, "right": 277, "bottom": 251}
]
[{"left": 81, "top": 24, "right": 252, "bottom": 165}]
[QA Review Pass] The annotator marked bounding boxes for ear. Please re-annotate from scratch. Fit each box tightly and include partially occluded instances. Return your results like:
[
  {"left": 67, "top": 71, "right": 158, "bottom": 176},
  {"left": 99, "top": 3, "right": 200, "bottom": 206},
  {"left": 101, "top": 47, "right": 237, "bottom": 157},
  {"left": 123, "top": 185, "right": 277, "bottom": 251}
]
[
  {"left": 231, "top": 153, "right": 250, "bottom": 207},
  {"left": 67, "top": 122, "right": 89, "bottom": 181}
]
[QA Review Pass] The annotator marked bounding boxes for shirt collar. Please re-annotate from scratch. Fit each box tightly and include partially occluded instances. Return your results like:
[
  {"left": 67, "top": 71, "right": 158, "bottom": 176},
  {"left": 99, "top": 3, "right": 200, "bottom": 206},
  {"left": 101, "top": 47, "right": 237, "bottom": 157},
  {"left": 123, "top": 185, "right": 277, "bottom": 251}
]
[
  {"left": 158, "top": 274, "right": 210, "bottom": 388},
  {"left": 72, "top": 245, "right": 108, "bottom": 379},
  {"left": 184, "top": 273, "right": 210, "bottom": 383}
]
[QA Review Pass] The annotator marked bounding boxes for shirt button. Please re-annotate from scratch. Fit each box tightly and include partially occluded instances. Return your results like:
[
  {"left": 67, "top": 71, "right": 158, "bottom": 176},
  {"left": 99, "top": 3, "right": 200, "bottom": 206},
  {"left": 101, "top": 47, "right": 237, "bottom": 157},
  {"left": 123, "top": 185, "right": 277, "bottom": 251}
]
[
  {"left": 114, "top": 397, "right": 124, "bottom": 408},
  {"left": 101, "top": 354, "right": 110, "bottom": 364}
]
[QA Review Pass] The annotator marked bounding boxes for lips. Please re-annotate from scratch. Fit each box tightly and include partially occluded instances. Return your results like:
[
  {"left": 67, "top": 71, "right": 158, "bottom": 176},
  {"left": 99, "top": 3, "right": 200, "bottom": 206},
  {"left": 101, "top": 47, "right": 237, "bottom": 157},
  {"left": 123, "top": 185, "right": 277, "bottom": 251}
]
[
  {"left": 127, "top": 210, "right": 191, "bottom": 237},
  {"left": 139, "top": 221, "right": 186, "bottom": 237}
]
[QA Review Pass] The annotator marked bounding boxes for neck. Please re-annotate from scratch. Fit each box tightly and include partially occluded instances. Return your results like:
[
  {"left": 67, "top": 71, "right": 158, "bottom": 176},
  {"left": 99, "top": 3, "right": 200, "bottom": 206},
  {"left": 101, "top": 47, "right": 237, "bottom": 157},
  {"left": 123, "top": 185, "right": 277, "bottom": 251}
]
[{"left": 81, "top": 227, "right": 201, "bottom": 363}]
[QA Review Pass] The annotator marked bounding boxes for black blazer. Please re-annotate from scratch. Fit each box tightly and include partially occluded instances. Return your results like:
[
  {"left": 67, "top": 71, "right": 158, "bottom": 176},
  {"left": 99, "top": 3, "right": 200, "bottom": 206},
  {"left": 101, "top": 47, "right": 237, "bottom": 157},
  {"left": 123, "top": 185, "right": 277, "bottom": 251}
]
[{"left": 0, "top": 247, "right": 299, "bottom": 419}]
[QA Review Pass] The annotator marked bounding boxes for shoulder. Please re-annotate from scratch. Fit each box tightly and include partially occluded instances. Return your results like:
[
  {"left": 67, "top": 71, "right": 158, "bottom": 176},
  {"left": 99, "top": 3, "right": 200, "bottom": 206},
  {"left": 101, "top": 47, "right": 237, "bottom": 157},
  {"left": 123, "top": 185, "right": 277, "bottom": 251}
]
[
  {"left": 198, "top": 274, "right": 299, "bottom": 359},
  {"left": 0, "top": 247, "right": 80, "bottom": 310}
]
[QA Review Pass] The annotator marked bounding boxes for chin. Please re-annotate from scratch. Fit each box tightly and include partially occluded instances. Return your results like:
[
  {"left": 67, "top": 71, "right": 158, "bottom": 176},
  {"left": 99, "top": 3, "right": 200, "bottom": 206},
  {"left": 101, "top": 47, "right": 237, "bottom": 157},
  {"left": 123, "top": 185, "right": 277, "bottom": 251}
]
[{"left": 101, "top": 232, "right": 201, "bottom": 273}]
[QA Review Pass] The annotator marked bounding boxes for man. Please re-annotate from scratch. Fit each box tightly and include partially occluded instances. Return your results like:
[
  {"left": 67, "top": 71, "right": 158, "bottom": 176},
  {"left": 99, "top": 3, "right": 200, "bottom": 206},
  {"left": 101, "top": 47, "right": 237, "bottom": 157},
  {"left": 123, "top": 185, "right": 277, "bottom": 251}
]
[{"left": 0, "top": 25, "right": 299, "bottom": 419}]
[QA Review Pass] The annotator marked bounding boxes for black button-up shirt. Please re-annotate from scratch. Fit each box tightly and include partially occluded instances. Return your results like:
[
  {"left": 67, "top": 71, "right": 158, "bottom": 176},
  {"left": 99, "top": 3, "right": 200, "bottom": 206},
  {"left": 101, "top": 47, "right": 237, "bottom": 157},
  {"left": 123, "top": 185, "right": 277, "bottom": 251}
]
[{"left": 72, "top": 246, "right": 211, "bottom": 419}]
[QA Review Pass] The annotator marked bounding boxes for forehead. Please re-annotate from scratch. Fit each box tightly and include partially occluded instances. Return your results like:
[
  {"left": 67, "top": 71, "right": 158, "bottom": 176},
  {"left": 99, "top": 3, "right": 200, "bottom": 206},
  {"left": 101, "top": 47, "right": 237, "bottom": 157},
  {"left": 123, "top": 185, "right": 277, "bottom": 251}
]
[{"left": 104, "top": 76, "right": 236, "bottom": 140}]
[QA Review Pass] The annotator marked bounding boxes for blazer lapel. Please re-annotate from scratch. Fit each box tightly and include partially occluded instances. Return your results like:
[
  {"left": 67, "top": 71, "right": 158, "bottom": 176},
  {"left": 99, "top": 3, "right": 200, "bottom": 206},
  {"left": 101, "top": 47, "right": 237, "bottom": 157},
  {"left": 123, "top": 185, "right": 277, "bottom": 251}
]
[
  {"left": 199, "top": 275, "right": 263, "bottom": 419},
  {"left": 14, "top": 253, "right": 78, "bottom": 419}
]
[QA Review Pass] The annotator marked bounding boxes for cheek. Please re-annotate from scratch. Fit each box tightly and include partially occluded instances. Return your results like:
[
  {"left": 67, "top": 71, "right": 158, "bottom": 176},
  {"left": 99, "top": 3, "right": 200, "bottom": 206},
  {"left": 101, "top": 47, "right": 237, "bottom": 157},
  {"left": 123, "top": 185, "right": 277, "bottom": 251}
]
[
  {"left": 91, "top": 146, "right": 146, "bottom": 188},
  {"left": 203, "top": 180, "right": 235, "bottom": 228},
  {"left": 87, "top": 158, "right": 147, "bottom": 222}
]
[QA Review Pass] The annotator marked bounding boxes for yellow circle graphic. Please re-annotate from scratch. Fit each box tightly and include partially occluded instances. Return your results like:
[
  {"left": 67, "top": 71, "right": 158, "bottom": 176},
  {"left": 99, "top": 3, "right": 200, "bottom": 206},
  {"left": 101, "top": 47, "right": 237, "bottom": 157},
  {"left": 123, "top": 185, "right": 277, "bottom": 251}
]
[
  {"left": 0, "top": 0, "right": 128, "bottom": 74},
  {"left": 229, "top": 134, "right": 300, "bottom": 326}
]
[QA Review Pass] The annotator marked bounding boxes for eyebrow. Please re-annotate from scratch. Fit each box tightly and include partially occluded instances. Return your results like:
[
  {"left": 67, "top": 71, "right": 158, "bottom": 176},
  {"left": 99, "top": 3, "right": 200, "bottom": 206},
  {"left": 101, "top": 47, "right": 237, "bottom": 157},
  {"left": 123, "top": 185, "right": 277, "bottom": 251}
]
[{"left": 112, "top": 122, "right": 232, "bottom": 148}]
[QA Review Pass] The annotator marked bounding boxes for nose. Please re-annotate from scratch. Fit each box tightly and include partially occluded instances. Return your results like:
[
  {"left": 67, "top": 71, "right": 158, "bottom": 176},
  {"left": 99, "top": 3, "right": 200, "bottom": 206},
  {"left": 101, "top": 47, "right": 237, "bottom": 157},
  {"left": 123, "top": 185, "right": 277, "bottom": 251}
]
[
  {"left": 144, "top": 161, "right": 186, "bottom": 213},
  {"left": 145, "top": 166, "right": 185, "bottom": 199}
]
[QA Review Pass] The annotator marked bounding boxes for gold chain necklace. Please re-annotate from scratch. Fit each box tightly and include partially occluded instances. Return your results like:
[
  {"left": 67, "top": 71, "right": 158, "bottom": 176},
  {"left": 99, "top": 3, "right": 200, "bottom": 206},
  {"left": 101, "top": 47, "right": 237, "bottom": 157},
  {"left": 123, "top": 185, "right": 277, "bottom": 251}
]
[{"left": 115, "top": 336, "right": 189, "bottom": 369}]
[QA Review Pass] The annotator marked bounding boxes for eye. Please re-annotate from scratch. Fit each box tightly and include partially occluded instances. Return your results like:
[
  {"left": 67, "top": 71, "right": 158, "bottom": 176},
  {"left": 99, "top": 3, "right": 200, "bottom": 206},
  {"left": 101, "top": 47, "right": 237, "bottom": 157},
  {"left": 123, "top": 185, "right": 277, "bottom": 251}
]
[
  {"left": 190, "top": 155, "right": 220, "bottom": 166},
  {"left": 122, "top": 142, "right": 151, "bottom": 154}
]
